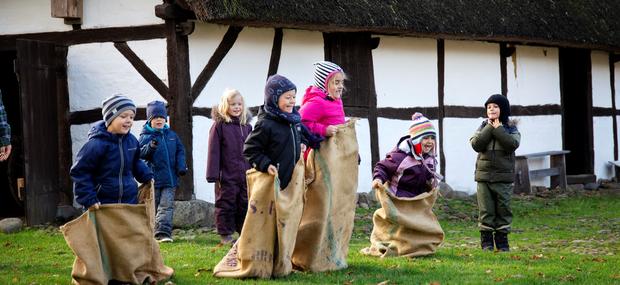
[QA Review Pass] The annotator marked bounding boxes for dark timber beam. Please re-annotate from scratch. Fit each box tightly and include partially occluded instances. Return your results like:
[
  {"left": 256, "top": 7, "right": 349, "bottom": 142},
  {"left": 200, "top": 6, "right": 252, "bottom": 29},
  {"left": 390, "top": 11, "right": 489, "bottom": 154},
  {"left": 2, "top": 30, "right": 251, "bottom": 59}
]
[
  {"left": 190, "top": 26, "right": 243, "bottom": 102},
  {"left": 437, "top": 39, "right": 446, "bottom": 178},
  {"left": 267, "top": 28, "right": 283, "bottom": 78},
  {"left": 0, "top": 25, "right": 165, "bottom": 51},
  {"left": 611, "top": 53, "right": 618, "bottom": 160},
  {"left": 113, "top": 42, "right": 169, "bottom": 99},
  {"left": 155, "top": 2, "right": 196, "bottom": 20},
  {"left": 166, "top": 19, "right": 194, "bottom": 200}
]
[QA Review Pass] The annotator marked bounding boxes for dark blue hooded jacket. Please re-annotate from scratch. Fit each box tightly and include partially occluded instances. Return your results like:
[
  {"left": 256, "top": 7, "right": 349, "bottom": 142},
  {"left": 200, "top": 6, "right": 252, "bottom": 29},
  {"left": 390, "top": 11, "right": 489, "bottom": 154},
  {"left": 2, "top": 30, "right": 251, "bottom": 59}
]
[
  {"left": 139, "top": 123, "right": 187, "bottom": 189},
  {"left": 70, "top": 121, "right": 153, "bottom": 208}
]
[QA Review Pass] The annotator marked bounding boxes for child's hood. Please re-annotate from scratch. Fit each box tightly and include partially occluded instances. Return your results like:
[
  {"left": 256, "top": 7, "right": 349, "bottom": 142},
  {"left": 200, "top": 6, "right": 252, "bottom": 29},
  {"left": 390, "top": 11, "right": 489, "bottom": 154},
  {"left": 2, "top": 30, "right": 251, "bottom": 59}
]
[
  {"left": 302, "top": 86, "right": 329, "bottom": 105},
  {"left": 88, "top": 120, "right": 118, "bottom": 141}
]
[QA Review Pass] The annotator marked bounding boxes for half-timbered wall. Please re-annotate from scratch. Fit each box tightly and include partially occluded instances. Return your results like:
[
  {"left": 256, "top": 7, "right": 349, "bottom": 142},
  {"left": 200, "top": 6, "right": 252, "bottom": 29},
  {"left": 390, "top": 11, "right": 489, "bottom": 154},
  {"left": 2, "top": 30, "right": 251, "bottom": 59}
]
[
  {"left": 507, "top": 46, "right": 563, "bottom": 187},
  {"left": 443, "top": 41, "right": 500, "bottom": 192},
  {"left": 81, "top": 0, "right": 163, "bottom": 29},
  {"left": 591, "top": 51, "right": 615, "bottom": 179}
]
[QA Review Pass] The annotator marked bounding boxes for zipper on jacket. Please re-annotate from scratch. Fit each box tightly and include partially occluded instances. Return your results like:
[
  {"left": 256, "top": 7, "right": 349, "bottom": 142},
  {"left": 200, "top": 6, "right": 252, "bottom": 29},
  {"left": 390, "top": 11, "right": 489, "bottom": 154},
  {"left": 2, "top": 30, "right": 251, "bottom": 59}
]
[
  {"left": 162, "top": 132, "right": 174, "bottom": 186},
  {"left": 118, "top": 137, "right": 124, "bottom": 203},
  {"left": 290, "top": 124, "right": 297, "bottom": 164}
]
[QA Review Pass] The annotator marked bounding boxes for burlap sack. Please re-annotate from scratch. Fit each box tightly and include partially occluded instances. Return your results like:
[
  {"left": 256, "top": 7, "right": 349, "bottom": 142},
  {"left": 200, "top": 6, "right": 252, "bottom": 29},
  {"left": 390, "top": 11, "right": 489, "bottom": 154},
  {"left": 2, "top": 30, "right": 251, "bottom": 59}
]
[
  {"left": 292, "top": 119, "right": 359, "bottom": 272},
  {"left": 60, "top": 181, "right": 174, "bottom": 285},
  {"left": 213, "top": 158, "right": 305, "bottom": 278},
  {"left": 360, "top": 184, "right": 444, "bottom": 258}
]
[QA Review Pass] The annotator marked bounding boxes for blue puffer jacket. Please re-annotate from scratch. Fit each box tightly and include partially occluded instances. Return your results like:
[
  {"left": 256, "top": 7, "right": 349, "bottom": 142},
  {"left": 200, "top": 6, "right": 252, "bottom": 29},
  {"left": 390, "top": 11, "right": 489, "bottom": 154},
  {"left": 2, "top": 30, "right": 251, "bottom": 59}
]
[
  {"left": 139, "top": 123, "right": 187, "bottom": 189},
  {"left": 70, "top": 121, "right": 153, "bottom": 208}
]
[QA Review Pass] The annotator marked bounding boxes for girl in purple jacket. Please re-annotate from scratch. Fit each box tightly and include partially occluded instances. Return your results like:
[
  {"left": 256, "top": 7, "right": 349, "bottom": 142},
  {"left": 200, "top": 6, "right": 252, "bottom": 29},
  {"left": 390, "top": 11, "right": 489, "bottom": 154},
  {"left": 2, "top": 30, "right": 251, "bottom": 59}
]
[
  {"left": 206, "top": 89, "right": 253, "bottom": 245},
  {"left": 372, "top": 113, "right": 441, "bottom": 197}
]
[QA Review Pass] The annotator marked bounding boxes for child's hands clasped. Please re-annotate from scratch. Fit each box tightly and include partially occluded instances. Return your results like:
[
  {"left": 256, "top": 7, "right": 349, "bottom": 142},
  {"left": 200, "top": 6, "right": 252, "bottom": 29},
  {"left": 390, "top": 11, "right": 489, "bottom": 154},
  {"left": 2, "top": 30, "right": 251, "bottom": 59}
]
[{"left": 488, "top": 118, "right": 502, "bottom": 128}]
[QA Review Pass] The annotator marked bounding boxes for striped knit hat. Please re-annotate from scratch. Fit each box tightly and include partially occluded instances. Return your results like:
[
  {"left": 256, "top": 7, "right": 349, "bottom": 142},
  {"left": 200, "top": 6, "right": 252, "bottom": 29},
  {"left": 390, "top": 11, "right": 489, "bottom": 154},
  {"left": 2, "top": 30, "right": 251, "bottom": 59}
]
[
  {"left": 101, "top": 94, "right": 136, "bottom": 127},
  {"left": 408, "top": 112, "right": 437, "bottom": 145},
  {"left": 313, "top": 61, "right": 344, "bottom": 93}
]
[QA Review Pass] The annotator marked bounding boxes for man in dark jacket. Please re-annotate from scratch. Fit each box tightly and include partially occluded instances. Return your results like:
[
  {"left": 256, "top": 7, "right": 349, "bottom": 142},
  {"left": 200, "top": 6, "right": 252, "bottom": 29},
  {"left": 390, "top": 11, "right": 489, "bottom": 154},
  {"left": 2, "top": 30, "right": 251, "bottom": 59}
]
[{"left": 470, "top": 94, "right": 520, "bottom": 252}]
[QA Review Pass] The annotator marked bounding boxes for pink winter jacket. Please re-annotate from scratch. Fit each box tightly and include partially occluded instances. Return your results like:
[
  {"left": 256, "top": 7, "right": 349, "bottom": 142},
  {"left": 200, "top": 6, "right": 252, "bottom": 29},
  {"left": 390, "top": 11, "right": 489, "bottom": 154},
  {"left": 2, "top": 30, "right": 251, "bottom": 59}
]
[{"left": 299, "top": 86, "right": 346, "bottom": 137}]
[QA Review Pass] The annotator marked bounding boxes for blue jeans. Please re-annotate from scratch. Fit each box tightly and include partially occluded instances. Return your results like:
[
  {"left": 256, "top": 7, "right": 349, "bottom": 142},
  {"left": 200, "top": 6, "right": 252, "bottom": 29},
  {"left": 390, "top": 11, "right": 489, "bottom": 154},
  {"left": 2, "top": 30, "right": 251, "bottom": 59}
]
[{"left": 154, "top": 187, "right": 176, "bottom": 237}]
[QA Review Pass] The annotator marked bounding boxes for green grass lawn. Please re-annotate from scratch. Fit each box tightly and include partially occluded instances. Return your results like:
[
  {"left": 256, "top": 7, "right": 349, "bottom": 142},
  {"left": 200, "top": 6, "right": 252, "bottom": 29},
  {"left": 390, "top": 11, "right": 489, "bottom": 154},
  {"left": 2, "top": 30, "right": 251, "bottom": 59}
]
[{"left": 1, "top": 190, "right": 619, "bottom": 284}]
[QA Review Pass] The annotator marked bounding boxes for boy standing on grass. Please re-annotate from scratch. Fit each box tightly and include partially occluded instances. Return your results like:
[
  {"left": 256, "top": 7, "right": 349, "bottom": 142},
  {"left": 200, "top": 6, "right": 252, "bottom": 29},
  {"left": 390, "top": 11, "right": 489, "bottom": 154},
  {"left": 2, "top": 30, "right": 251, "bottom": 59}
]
[
  {"left": 71, "top": 94, "right": 153, "bottom": 210},
  {"left": 139, "top": 100, "right": 187, "bottom": 243},
  {"left": 470, "top": 94, "right": 520, "bottom": 251}
]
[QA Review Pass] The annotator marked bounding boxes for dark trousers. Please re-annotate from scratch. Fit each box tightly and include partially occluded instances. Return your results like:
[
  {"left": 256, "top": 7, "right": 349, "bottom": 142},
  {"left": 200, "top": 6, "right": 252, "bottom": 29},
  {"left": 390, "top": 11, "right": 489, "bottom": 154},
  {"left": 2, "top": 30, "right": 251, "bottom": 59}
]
[
  {"left": 214, "top": 182, "right": 248, "bottom": 236},
  {"left": 476, "top": 182, "right": 513, "bottom": 233}
]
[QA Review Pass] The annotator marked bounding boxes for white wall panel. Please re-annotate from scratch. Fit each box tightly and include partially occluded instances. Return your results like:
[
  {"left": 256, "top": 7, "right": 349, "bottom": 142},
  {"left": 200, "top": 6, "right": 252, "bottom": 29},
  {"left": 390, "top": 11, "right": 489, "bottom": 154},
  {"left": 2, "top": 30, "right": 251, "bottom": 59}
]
[
  {"left": 594, "top": 117, "right": 614, "bottom": 179},
  {"left": 0, "top": 0, "right": 71, "bottom": 34},
  {"left": 373, "top": 36, "right": 437, "bottom": 107},
  {"left": 591, "top": 51, "right": 612, "bottom": 108},
  {"left": 81, "top": 0, "right": 163, "bottom": 29},
  {"left": 444, "top": 41, "right": 500, "bottom": 107},
  {"left": 68, "top": 40, "right": 167, "bottom": 111},
  {"left": 191, "top": 25, "right": 273, "bottom": 108},
  {"left": 506, "top": 46, "right": 560, "bottom": 106}
]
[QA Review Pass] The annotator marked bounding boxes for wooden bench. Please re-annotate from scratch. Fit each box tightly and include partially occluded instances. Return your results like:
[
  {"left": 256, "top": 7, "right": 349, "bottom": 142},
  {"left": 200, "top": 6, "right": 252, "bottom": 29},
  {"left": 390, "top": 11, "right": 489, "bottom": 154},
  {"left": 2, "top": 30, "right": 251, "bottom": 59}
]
[{"left": 514, "top": 150, "right": 570, "bottom": 194}]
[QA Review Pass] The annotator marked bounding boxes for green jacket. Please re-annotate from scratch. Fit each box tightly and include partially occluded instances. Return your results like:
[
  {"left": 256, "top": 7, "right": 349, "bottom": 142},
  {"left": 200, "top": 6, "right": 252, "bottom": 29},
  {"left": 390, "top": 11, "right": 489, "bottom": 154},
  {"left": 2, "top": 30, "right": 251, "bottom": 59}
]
[{"left": 470, "top": 120, "right": 520, "bottom": 182}]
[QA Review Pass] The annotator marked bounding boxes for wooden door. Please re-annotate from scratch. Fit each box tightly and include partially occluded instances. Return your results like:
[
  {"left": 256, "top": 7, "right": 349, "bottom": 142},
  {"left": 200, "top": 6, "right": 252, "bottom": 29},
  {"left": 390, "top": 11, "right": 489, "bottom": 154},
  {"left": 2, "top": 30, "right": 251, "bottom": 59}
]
[{"left": 16, "top": 40, "right": 70, "bottom": 225}]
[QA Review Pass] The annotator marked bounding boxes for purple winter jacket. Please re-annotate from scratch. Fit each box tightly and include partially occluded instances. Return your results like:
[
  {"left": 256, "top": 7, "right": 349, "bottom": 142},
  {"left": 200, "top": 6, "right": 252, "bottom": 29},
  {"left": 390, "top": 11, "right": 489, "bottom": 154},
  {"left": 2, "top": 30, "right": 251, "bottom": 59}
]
[
  {"left": 373, "top": 136, "right": 437, "bottom": 197},
  {"left": 206, "top": 109, "right": 253, "bottom": 185}
]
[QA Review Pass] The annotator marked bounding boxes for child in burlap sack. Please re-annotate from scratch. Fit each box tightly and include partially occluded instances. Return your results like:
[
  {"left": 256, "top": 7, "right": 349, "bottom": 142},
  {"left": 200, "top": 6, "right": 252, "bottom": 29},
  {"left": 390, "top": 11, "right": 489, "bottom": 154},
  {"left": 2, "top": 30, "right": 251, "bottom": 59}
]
[
  {"left": 71, "top": 94, "right": 153, "bottom": 210},
  {"left": 372, "top": 113, "right": 441, "bottom": 196},
  {"left": 207, "top": 89, "right": 253, "bottom": 245},
  {"left": 244, "top": 74, "right": 321, "bottom": 190}
]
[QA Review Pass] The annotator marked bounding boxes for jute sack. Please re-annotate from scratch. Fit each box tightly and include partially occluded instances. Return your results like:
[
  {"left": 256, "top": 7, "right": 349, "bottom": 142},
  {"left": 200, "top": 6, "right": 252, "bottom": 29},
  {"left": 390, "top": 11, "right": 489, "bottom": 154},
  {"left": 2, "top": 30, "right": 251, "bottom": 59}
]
[
  {"left": 213, "top": 158, "right": 305, "bottom": 278},
  {"left": 360, "top": 184, "right": 444, "bottom": 258},
  {"left": 60, "top": 181, "right": 174, "bottom": 285},
  {"left": 292, "top": 119, "right": 359, "bottom": 272}
]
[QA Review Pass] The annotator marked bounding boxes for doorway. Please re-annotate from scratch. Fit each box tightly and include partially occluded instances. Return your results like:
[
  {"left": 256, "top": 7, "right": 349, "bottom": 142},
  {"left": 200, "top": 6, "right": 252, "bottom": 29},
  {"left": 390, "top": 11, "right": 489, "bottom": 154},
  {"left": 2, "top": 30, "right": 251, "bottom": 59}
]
[
  {"left": 0, "top": 50, "right": 25, "bottom": 218},
  {"left": 559, "top": 48, "right": 594, "bottom": 175}
]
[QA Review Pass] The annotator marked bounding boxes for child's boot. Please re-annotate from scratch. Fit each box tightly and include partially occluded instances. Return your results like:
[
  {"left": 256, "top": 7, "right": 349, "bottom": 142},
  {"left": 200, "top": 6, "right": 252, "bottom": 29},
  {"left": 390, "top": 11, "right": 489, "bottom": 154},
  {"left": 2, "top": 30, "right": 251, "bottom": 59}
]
[
  {"left": 494, "top": 231, "right": 510, "bottom": 252},
  {"left": 220, "top": 234, "right": 234, "bottom": 245},
  {"left": 480, "top": 231, "right": 494, "bottom": 251}
]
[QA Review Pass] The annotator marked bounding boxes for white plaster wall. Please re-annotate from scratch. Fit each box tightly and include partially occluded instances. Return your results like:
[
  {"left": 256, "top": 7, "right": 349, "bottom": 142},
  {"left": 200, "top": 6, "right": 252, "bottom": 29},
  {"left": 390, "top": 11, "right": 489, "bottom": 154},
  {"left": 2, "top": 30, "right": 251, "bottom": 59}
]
[
  {"left": 81, "top": 0, "right": 163, "bottom": 29},
  {"left": 443, "top": 118, "right": 481, "bottom": 193},
  {"left": 278, "top": 29, "right": 324, "bottom": 101},
  {"left": 444, "top": 41, "right": 500, "bottom": 106},
  {"left": 193, "top": 116, "right": 215, "bottom": 202},
  {"left": 373, "top": 36, "right": 438, "bottom": 107},
  {"left": 0, "top": 0, "right": 71, "bottom": 34},
  {"left": 507, "top": 46, "right": 561, "bottom": 106},
  {"left": 68, "top": 39, "right": 168, "bottom": 111},
  {"left": 377, "top": 118, "right": 441, "bottom": 173},
  {"left": 191, "top": 24, "right": 273, "bottom": 108},
  {"left": 594, "top": 117, "right": 615, "bottom": 179},
  {"left": 513, "top": 115, "right": 563, "bottom": 186},
  {"left": 591, "top": 51, "right": 612, "bottom": 108},
  {"left": 354, "top": 118, "right": 373, "bottom": 193}
]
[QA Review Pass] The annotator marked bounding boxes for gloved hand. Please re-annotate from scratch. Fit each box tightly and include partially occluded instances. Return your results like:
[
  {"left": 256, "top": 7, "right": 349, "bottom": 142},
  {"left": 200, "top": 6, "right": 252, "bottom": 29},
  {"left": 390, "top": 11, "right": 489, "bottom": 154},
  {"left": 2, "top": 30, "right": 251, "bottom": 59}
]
[{"left": 150, "top": 139, "right": 158, "bottom": 148}]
